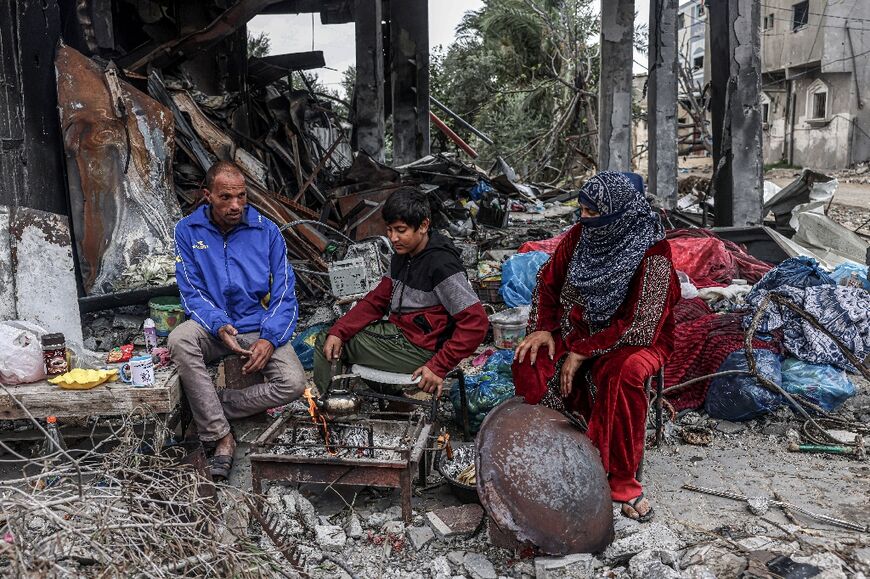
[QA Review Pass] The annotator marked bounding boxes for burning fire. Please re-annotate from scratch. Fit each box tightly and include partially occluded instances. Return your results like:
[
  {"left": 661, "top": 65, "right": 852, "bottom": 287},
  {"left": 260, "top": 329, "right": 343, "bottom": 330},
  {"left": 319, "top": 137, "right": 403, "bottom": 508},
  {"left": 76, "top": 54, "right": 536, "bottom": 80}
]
[{"left": 303, "top": 388, "right": 336, "bottom": 455}]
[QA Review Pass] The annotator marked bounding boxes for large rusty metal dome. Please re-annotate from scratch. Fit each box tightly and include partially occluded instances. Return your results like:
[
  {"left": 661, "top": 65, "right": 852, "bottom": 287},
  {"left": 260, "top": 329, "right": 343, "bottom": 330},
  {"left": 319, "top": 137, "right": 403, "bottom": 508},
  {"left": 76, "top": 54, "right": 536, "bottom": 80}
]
[{"left": 475, "top": 397, "right": 615, "bottom": 555}]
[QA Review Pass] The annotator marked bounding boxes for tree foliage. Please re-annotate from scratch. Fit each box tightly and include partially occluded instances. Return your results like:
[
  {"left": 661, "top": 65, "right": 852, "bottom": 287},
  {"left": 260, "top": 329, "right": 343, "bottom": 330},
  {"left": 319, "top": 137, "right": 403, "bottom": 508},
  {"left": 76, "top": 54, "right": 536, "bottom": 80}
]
[
  {"left": 247, "top": 31, "right": 271, "bottom": 58},
  {"left": 431, "top": 0, "right": 602, "bottom": 184}
]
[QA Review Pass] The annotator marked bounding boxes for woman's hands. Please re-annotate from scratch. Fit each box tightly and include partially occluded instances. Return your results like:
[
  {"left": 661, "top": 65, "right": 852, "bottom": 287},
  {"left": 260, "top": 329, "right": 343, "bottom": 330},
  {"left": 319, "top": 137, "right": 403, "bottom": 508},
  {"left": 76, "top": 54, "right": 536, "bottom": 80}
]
[
  {"left": 560, "top": 352, "right": 588, "bottom": 398},
  {"left": 514, "top": 331, "right": 555, "bottom": 365}
]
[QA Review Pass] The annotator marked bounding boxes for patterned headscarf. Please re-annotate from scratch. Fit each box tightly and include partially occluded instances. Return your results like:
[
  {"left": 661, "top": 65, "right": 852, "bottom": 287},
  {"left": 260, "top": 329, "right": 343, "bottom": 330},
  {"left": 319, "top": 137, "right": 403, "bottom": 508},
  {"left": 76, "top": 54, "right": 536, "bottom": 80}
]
[{"left": 567, "top": 171, "right": 665, "bottom": 325}]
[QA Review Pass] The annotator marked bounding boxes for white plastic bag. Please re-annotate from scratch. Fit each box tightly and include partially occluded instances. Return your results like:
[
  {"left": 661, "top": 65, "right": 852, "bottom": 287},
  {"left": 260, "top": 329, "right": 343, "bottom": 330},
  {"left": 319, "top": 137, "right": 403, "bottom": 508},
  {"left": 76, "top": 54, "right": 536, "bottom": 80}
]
[
  {"left": 0, "top": 321, "right": 48, "bottom": 384},
  {"left": 677, "top": 270, "right": 699, "bottom": 299}
]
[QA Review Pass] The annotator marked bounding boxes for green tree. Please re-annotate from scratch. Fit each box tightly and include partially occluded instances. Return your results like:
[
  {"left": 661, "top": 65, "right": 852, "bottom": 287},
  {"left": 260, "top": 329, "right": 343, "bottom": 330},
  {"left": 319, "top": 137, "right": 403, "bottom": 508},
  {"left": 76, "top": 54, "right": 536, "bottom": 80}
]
[
  {"left": 432, "top": 0, "right": 645, "bottom": 184},
  {"left": 247, "top": 30, "right": 271, "bottom": 58},
  {"left": 431, "top": 0, "right": 601, "bottom": 183}
]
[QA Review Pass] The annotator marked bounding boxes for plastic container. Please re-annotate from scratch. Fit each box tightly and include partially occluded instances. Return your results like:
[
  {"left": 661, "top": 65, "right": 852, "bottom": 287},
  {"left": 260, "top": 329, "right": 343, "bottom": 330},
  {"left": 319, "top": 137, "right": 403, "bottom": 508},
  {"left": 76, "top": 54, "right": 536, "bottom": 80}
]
[
  {"left": 489, "top": 306, "right": 529, "bottom": 350},
  {"left": 148, "top": 297, "right": 186, "bottom": 337},
  {"left": 41, "top": 333, "right": 69, "bottom": 376},
  {"left": 143, "top": 318, "right": 158, "bottom": 352}
]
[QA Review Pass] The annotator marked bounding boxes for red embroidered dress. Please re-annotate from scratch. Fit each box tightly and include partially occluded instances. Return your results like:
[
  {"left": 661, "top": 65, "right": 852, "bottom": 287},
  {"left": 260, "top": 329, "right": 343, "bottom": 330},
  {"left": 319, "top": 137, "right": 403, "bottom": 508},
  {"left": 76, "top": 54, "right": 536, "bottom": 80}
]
[{"left": 512, "top": 222, "right": 681, "bottom": 501}]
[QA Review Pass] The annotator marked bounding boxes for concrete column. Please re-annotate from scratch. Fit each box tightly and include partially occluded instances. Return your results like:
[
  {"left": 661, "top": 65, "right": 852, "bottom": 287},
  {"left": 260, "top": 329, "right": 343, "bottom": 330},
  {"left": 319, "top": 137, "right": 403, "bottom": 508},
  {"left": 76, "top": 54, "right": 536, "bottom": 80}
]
[
  {"left": 727, "top": 0, "right": 763, "bottom": 226},
  {"left": 710, "top": 0, "right": 764, "bottom": 227},
  {"left": 647, "top": 0, "right": 679, "bottom": 208},
  {"left": 354, "top": 0, "right": 385, "bottom": 161},
  {"left": 598, "top": 0, "right": 635, "bottom": 172},
  {"left": 390, "top": 0, "right": 429, "bottom": 166}
]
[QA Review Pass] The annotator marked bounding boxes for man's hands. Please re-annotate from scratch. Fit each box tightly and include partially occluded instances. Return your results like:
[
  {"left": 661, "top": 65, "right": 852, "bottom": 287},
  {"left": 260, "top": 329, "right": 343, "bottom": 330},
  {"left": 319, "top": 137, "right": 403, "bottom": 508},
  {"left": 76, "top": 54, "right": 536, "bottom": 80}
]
[
  {"left": 218, "top": 325, "right": 274, "bottom": 375},
  {"left": 243, "top": 339, "right": 275, "bottom": 374},
  {"left": 560, "top": 352, "right": 587, "bottom": 398},
  {"left": 412, "top": 365, "right": 444, "bottom": 399},
  {"left": 323, "top": 335, "right": 343, "bottom": 361},
  {"left": 514, "top": 331, "right": 555, "bottom": 365},
  {"left": 218, "top": 324, "right": 252, "bottom": 356}
]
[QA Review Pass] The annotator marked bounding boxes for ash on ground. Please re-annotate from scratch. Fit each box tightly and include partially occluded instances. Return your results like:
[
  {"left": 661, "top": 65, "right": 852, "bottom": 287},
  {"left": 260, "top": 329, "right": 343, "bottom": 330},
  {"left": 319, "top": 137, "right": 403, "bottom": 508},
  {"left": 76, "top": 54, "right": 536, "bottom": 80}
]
[{"left": 266, "top": 418, "right": 413, "bottom": 463}]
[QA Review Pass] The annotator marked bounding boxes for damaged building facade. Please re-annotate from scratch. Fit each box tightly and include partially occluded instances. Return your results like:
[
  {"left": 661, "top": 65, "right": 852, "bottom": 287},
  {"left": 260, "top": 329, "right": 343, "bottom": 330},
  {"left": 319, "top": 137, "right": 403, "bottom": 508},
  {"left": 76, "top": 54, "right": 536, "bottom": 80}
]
[{"left": 760, "top": 0, "right": 870, "bottom": 169}]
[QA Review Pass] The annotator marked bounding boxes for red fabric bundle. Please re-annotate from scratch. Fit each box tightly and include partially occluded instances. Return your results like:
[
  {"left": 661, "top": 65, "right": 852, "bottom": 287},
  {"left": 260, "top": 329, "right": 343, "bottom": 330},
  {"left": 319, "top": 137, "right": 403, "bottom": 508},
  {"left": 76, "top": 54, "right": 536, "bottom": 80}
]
[
  {"left": 666, "top": 237, "right": 734, "bottom": 287},
  {"left": 666, "top": 229, "right": 772, "bottom": 285},
  {"left": 672, "top": 297, "right": 713, "bottom": 325},
  {"left": 518, "top": 231, "right": 568, "bottom": 254},
  {"left": 664, "top": 312, "right": 782, "bottom": 411}
]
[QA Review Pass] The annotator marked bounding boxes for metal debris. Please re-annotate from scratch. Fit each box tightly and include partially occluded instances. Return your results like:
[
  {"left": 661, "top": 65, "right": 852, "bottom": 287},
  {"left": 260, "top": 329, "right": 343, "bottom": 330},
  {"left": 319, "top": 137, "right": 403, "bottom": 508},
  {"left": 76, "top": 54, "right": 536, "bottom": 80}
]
[{"left": 475, "top": 397, "right": 614, "bottom": 555}]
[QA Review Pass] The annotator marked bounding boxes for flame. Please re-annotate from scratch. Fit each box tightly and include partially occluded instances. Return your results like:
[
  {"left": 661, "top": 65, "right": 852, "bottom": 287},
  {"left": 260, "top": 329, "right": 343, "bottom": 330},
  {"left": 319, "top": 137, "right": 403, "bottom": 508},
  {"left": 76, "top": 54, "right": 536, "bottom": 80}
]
[{"left": 303, "top": 388, "right": 336, "bottom": 455}]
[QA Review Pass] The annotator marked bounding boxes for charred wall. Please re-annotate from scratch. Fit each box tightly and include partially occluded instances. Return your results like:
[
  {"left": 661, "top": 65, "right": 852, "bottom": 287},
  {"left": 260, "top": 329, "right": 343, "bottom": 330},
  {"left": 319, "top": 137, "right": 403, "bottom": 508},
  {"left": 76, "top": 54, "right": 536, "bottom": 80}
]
[{"left": 0, "top": 1, "right": 67, "bottom": 214}]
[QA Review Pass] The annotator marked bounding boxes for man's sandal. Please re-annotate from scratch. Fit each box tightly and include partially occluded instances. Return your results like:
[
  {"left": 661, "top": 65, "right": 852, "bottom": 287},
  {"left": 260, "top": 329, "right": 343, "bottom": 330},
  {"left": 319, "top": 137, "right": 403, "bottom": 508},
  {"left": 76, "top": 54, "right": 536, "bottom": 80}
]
[
  {"left": 209, "top": 454, "right": 234, "bottom": 480},
  {"left": 621, "top": 493, "right": 654, "bottom": 522}
]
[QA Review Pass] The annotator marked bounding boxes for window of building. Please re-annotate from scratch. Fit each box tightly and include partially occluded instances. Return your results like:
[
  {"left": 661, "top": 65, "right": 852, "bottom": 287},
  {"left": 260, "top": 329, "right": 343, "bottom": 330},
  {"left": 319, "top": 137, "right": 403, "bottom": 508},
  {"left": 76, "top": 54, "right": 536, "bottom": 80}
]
[
  {"left": 793, "top": 1, "right": 809, "bottom": 31},
  {"left": 763, "top": 14, "right": 775, "bottom": 30},
  {"left": 694, "top": 4, "right": 705, "bottom": 19},
  {"left": 677, "top": 12, "right": 686, "bottom": 29},
  {"left": 693, "top": 55, "right": 704, "bottom": 71},
  {"left": 806, "top": 79, "right": 829, "bottom": 121},
  {"left": 761, "top": 93, "right": 773, "bottom": 129},
  {"left": 812, "top": 92, "right": 827, "bottom": 119}
]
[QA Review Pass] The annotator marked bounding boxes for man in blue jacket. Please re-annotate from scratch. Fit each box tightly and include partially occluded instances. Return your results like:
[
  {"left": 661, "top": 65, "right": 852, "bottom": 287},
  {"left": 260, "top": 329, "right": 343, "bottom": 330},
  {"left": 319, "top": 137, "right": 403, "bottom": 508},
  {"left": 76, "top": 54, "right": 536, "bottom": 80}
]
[{"left": 168, "top": 160, "right": 305, "bottom": 478}]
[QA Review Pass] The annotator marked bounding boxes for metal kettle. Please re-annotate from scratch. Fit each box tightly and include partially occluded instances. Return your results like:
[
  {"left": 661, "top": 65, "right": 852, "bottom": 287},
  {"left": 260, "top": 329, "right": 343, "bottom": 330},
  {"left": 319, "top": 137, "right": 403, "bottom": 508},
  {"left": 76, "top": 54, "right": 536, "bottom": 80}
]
[{"left": 315, "top": 361, "right": 362, "bottom": 416}]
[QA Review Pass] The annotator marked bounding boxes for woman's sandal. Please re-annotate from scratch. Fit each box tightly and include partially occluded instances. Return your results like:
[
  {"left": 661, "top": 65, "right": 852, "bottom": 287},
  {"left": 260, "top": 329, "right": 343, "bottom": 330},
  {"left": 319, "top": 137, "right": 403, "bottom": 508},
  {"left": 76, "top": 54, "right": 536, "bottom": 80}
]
[
  {"left": 209, "top": 454, "right": 234, "bottom": 480},
  {"left": 621, "top": 493, "right": 654, "bottom": 522}
]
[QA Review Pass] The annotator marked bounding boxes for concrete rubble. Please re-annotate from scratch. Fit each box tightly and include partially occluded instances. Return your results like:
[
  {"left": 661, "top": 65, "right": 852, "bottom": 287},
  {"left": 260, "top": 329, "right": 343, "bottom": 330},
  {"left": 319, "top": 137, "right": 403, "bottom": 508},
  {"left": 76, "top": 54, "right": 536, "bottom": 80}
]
[{"left": 2, "top": 1, "right": 870, "bottom": 578}]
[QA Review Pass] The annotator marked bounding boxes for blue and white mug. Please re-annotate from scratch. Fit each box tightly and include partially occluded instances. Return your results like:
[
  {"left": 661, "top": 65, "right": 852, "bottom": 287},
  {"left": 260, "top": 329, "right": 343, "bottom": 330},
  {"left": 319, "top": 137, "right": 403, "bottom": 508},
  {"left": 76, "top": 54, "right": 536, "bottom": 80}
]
[{"left": 120, "top": 355, "right": 155, "bottom": 387}]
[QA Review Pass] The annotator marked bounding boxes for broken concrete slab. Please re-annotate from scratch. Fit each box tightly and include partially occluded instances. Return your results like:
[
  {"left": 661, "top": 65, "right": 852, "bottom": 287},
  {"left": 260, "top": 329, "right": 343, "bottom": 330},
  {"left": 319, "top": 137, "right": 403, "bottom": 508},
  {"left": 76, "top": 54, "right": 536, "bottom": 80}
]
[
  {"left": 628, "top": 549, "right": 681, "bottom": 579},
  {"left": 296, "top": 494, "right": 319, "bottom": 532},
  {"left": 534, "top": 553, "right": 594, "bottom": 578},
  {"left": 10, "top": 207, "right": 83, "bottom": 346},
  {"left": 314, "top": 525, "right": 346, "bottom": 552},
  {"left": 407, "top": 525, "right": 435, "bottom": 551},
  {"left": 427, "top": 504, "right": 484, "bottom": 538},
  {"left": 346, "top": 513, "right": 363, "bottom": 539},
  {"left": 682, "top": 565, "right": 718, "bottom": 579},
  {"left": 447, "top": 550, "right": 466, "bottom": 567},
  {"left": 603, "top": 523, "right": 683, "bottom": 564},
  {"left": 382, "top": 520, "right": 405, "bottom": 535},
  {"left": 463, "top": 552, "right": 497, "bottom": 579},
  {"left": 428, "top": 555, "right": 452, "bottom": 578}
]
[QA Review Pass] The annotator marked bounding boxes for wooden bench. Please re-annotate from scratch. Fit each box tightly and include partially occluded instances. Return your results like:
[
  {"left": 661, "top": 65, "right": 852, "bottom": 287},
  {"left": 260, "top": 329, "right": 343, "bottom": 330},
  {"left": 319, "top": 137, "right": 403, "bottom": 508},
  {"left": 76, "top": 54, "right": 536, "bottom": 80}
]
[{"left": 0, "top": 370, "right": 181, "bottom": 421}]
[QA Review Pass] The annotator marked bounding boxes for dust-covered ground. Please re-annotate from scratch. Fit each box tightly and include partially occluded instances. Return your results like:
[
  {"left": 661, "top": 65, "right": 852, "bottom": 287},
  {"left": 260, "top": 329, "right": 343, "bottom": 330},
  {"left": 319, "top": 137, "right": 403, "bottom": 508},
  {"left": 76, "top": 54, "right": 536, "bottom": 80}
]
[{"left": 218, "top": 369, "right": 870, "bottom": 579}]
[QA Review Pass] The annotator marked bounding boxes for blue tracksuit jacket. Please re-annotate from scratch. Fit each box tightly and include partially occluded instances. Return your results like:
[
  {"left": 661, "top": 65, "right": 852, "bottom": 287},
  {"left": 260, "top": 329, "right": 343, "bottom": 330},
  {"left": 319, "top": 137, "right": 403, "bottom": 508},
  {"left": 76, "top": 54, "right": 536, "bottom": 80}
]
[{"left": 174, "top": 205, "right": 298, "bottom": 348}]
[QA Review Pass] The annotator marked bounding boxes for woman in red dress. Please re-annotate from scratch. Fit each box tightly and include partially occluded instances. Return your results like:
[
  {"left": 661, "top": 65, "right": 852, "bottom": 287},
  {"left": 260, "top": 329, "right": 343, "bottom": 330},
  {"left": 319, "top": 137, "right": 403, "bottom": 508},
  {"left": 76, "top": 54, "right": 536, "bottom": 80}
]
[{"left": 512, "top": 172, "right": 680, "bottom": 521}]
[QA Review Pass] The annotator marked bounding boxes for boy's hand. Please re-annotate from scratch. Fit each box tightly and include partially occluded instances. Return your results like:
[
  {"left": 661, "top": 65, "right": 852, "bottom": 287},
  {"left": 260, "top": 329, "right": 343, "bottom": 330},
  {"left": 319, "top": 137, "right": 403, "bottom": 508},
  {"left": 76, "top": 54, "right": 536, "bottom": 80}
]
[
  {"left": 323, "top": 335, "right": 343, "bottom": 360},
  {"left": 412, "top": 365, "right": 444, "bottom": 398}
]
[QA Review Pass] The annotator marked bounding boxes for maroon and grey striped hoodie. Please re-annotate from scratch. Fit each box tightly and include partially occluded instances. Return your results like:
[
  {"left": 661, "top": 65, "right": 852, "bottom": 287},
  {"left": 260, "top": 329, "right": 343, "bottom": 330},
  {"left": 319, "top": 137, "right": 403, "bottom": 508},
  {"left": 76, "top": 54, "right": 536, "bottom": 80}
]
[{"left": 328, "top": 232, "right": 489, "bottom": 377}]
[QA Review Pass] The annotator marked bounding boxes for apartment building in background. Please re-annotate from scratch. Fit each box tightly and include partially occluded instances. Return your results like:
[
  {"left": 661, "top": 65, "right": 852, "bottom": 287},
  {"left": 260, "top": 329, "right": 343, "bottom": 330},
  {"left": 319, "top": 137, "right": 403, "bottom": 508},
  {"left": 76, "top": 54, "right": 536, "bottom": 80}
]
[{"left": 761, "top": 0, "right": 870, "bottom": 168}]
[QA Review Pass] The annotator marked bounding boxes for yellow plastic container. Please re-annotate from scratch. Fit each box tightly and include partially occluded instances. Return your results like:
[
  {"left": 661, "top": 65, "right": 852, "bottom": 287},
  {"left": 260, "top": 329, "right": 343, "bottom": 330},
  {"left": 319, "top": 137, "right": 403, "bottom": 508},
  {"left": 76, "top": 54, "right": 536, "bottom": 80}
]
[{"left": 48, "top": 368, "right": 119, "bottom": 390}]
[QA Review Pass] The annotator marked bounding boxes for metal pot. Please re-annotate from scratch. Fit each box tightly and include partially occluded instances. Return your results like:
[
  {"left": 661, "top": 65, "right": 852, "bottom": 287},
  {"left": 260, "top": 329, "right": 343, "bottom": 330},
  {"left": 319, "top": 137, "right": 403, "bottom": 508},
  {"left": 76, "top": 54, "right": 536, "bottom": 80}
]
[{"left": 315, "top": 390, "right": 362, "bottom": 416}]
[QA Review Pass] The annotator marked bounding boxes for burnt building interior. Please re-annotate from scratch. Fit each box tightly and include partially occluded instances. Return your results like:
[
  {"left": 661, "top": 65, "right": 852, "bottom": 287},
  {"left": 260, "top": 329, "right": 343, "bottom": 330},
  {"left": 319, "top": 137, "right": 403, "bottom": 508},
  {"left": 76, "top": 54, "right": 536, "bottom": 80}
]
[{"left": 1, "top": 0, "right": 772, "bottom": 311}]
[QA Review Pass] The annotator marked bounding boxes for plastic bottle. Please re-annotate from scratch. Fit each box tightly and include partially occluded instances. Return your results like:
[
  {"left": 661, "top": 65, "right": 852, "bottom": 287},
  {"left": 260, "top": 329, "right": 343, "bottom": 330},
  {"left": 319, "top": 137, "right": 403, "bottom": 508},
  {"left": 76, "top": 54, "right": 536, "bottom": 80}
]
[
  {"left": 40, "top": 416, "right": 66, "bottom": 488},
  {"left": 143, "top": 318, "right": 158, "bottom": 353},
  {"left": 43, "top": 416, "right": 67, "bottom": 454}
]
